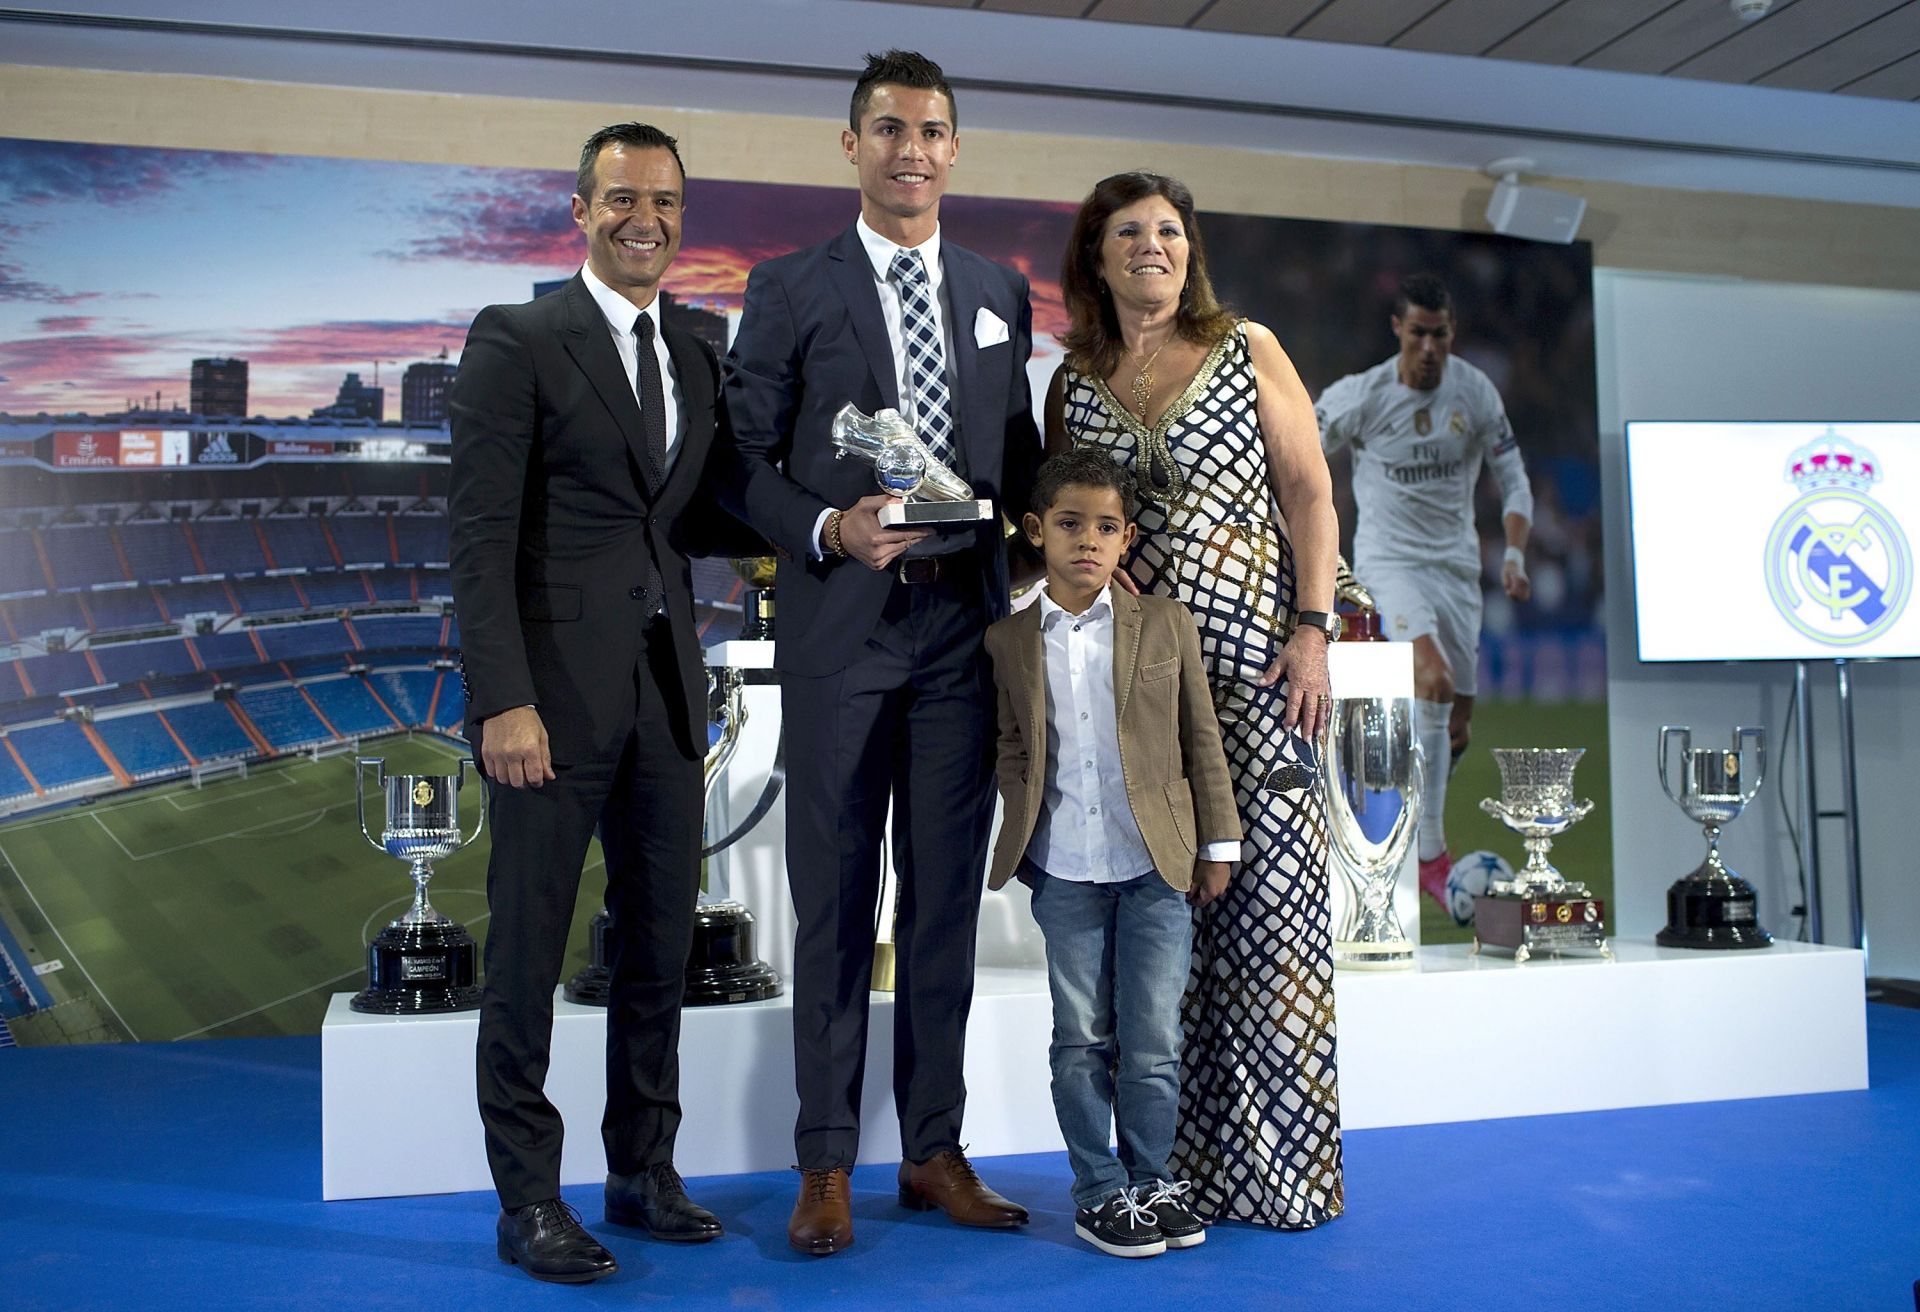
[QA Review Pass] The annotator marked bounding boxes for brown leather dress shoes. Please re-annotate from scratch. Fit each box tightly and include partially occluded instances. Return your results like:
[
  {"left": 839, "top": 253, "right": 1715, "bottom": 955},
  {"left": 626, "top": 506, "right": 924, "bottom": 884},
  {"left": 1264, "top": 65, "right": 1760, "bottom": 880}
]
[
  {"left": 788, "top": 1167, "right": 854, "bottom": 1255},
  {"left": 897, "top": 1149, "right": 1030, "bottom": 1228}
]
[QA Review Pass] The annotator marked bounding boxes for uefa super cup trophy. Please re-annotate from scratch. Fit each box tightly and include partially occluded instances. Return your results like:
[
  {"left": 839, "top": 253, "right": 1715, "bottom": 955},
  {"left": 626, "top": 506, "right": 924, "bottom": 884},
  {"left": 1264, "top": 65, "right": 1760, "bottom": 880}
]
[
  {"left": 565, "top": 666, "right": 783, "bottom": 1007},
  {"left": 1473, "top": 747, "right": 1611, "bottom": 961},
  {"left": 1324, "top": 692, "right": 1422, "bottom": 969},
  {"left": 351, "top": 757, "right": 484, "bottom": 1013},
  {"left": 829, "top": 403, "right": 992, "bottom": 527},
  {"left": 1656, "top": 725, "right": 1774, "bottom": 950}
]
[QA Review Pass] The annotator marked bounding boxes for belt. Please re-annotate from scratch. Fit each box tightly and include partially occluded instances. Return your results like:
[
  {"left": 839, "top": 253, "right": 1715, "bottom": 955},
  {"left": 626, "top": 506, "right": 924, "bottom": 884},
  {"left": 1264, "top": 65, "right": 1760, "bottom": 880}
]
[{"left": 896, "top": 556, "right": 948, "bottom": 584}]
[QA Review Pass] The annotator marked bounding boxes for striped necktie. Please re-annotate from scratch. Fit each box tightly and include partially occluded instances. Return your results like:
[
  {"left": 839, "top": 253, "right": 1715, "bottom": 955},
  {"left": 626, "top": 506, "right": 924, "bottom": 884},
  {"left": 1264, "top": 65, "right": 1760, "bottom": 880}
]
[{"left": 887, "top": 248, "right": 958, "bottom": 470}]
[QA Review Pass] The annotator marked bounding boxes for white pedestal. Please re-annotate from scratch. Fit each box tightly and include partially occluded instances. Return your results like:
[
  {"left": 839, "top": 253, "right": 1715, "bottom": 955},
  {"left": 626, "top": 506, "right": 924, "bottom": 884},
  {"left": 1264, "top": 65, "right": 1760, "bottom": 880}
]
[{"left": 320, "top": 940, "right": 1866, "bottom": 1200}]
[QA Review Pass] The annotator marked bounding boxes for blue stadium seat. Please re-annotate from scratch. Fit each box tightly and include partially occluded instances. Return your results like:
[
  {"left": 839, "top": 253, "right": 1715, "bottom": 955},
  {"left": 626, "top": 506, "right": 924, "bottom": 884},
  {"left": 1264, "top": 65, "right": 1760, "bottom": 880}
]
[
  {"left": 262, "top": 517, "right": 333, "bottom": 570},
  {"left": 3, "top": 593, "right": 88, "bottom": 638},
  {"left": 0, "top": 531, "right": 49, "bottom": 594},
  {"left": 353, "top": 615, "right": 443, "bottom": 650},
  {"left": 238, "top": 685, "right": 331, "bottom": 748},
  {"left": 417, "top": 568, "right": 453, "bottom": 602},
  {"left": 39, "top": 525, "right": 125, "bottom": 590},
  {"left": 94, "top": 712, "right": 188, "bottom": 779},
  {"left": 0, "top": 661, "right": 23, "bottom": 703},
  {"left": 434, "top": 677, "right": 465, "bottom": 731},
  {"left": 192, "top": 630, "right": 261, "bottom": 672},
  {"left": 156, "top": 581, "right": 233, "bottom": 618},
  {"left": 306, "top": 677, "right": 400, "bottom": 737},
  {"left": 91, "top": 638, "right": 197, "bottom": 685},
  {"left": 117, "top": 522, "right": 198, "bottom": 582},
  {"left": 392, "top": 514, "right": 450, "bottom": 566},
  {"left": 162, "top": 701, "right": 253, "bottom": 760},
  {"left": 258, "top": 621, "right": 347, "bottom": 662},
  {"left": 0, "top": 743, "right": 31, "bottom": 801},
  {"left": 233, "top": 576, "right": 301, "bottom": 614},
  {"left": 16, "top": 650, "right": 99, "bottom": 698},
  {"left": 329, "top": 515, "right": 391, "bottom": 567},
  {"left": 302, "top": 572, "right": 372, "bottom": 607},
  {"left": 84, "top": 587, "right": 163, "bottom": 632},
  {"left": 8, "top": 721, "right": 111, "bottom": 790},
  {"left": 189, "top": 520, "right": 266, "bottom": 573},
  {"left": 367, "top": 570, "right": 414, "bottom": 603},
  {"left": 371, "top": 669, "right": 436, "bottom": 725}
]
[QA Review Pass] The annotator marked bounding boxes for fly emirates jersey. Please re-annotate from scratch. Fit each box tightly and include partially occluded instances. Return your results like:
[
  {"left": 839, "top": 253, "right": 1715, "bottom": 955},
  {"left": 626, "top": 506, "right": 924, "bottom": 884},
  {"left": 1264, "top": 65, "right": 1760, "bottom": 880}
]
[{"left": 1315, "top": 353, "right": 1533, "bottom": 579}]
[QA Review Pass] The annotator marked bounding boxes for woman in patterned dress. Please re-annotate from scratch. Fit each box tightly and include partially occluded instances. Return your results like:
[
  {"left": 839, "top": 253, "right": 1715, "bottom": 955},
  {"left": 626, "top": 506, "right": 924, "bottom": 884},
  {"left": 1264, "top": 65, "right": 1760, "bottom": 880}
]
[{"left": 1041, "top": 172, "right": 1344, "bottom": 1229}]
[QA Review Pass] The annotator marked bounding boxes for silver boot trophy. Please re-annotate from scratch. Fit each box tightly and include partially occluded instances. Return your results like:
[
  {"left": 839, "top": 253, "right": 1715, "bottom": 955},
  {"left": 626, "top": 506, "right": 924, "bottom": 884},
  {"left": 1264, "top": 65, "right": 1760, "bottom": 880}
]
[
  {"left": 1325, "top": 694, "right": 1423, "bottom": 969},
  {"left": 351, "top": 757, "right": 484, "bottom": 1013},
  {"left": 1474, "top": 747, "right": 1611, "bottom": 961},
  {"left": 829, "top": 403, "right": 991, "bottom": 527},
  {"left": 1656, "top": 726, "right": 1774, "bottom": 950}
]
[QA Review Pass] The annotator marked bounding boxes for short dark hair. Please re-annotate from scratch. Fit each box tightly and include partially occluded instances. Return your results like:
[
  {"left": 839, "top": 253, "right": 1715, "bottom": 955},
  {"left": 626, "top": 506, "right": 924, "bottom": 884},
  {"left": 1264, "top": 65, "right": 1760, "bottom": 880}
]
[
  {"left": 1059, "top": 171, "right": 1237, "bottom": 378},
  {"left": 1031, "top": 447, "right": 1139, "bottom": 523},
  {"left": 576, "top": 122, "right": 685, "bottom": 201},
  {"left": 850, "top": 50, "right": 955, "bottom": 132},
  {"left": 1394, "top": 273, "right": 1452, "bottom": 318}
]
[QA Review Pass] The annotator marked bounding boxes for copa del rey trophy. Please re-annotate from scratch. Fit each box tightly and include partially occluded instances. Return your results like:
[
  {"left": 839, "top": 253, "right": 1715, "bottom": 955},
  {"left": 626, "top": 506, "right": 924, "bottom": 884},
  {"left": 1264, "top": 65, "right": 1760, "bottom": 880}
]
[
  {"left": 351, "top": 758, "right": 484, "bottom": 1013},
  {"left": 829, "top": 403, "right": 992, "bottom": 527},
  {"left": 1322, "top": 563, "right": 1421, "bottom": 970},
  {"left": 1473, "top": 747, "right": 1612, "bottom": 962},
  {"left": 1656, "top": 725, "right": 1774, "bottom": 949}
]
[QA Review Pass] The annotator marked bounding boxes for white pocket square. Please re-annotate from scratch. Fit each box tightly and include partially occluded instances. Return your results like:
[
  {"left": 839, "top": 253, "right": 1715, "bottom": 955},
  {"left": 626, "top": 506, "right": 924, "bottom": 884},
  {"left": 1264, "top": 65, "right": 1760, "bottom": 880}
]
[{"left": 974, "top": 307, "right": 1009, "bottom": 349}]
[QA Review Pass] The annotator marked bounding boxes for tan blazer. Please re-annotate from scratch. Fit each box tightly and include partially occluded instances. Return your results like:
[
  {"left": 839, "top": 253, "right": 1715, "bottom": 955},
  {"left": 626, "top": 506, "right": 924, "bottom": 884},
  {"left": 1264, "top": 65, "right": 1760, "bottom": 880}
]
[{"left": 984, "top": 587, "right": 1241, "bottom": 892}]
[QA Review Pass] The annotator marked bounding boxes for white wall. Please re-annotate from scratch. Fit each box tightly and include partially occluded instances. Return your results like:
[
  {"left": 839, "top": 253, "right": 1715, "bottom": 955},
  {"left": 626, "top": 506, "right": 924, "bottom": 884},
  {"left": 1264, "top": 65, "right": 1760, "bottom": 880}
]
[{"left": 1594, "top": 270, "right": 1920, "bottom": 978}]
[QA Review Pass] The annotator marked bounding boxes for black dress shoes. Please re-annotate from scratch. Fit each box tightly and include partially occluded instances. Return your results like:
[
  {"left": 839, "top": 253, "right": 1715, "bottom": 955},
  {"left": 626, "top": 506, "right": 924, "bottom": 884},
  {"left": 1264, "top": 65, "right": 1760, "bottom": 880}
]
[
  {"left": 496, "top": 1199, "right": 618, "bottom": 1283},
  {"left": 605, "top": 1162, "right": 724, "bottom": 1243}
]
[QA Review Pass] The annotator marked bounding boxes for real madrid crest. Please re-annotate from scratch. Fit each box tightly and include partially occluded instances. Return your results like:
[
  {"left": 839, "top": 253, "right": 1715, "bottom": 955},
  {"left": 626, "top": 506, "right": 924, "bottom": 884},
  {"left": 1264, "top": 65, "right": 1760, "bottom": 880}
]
[
  {"left": 412, "top": 779, "right": 435, "bottom": 807},
  {"left": 1413, "top": 408, "right": 1432, "bottom": 436},
  {"left": 1764, "top": 429, "right": 1912, "bottom": 646},
  {"left": 1449, "top": 409, "right": 1467, "bottom": 436}
]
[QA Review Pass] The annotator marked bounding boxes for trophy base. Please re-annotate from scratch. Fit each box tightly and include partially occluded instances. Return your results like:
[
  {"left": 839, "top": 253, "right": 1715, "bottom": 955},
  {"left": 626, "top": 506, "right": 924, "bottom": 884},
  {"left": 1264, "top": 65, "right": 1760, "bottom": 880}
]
[
  {"left": 564, "top": 908, "right": 614, "bottom": 1006},
  {"left": 1473, "top": 893, "right": 1613, "bottom": 963},
  {"left": 684, "top": 902, "right": 782, "bottom": 1007},
  {"left": 350, "top": 919, "right": 482, "bottom": 1014},
  {"left": 1332, "top": 938, "right": 1416, "bottom": 971},
  {"left": 879, "top": 499, "right": 993, "bottom": 527},
  {"left": 1655, "top": 866, "right": 1774, "bottom": 950}
]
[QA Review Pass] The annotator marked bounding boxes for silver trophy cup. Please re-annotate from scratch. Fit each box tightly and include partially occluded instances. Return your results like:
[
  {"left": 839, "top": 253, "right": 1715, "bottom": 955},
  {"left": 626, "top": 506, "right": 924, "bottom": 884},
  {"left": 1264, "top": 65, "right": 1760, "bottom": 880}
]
[
  {"left": 351, "top": 758, "right": 484, "bottom": 1013},
  {"left": 1474, "top": 747, "right": 1610, "bottom": 962},
  {"left": 1324, "top": 694, "right": 1423, "bottom": 969},
  {"left": 828, "top": 403, "right": 992, "bottom": 526},
  {"left": 1656, "top": 726, "right": 1774, "bottom": 950}
]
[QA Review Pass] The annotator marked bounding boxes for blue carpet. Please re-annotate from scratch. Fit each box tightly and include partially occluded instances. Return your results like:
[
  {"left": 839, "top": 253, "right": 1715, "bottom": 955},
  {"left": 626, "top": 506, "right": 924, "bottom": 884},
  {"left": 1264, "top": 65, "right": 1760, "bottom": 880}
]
[{"left": 4, "top": 1007, "right": 1918, "bottom": 1310}]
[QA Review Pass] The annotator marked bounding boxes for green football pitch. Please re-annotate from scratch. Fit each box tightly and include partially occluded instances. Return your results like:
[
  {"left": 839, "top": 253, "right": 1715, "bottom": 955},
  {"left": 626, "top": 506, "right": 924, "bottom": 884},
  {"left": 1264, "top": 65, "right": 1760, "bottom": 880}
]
[
  {"left": 0, "top": 698, "right": 1612, "bottom": 1043},
  {"left": 0, "top": 733, "right": 604, "bottom": 1044}
]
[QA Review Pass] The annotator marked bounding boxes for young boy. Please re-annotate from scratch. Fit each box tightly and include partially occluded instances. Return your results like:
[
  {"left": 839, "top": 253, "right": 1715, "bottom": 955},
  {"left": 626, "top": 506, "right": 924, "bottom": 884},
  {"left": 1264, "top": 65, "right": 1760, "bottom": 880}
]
[{"left": 983, "top": 449, "right": 1242, "bottom": 1258}]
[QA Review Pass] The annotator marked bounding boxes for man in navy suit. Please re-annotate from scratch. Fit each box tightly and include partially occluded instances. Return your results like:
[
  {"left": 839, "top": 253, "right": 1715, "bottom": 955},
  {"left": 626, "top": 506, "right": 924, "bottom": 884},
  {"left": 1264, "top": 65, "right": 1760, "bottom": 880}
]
[
  {"left": 450, "top": 123, "right": 742, "bottom": 1282},
  {"left": 724, "top": 50, "right": 1041, "bottom": 1256}
]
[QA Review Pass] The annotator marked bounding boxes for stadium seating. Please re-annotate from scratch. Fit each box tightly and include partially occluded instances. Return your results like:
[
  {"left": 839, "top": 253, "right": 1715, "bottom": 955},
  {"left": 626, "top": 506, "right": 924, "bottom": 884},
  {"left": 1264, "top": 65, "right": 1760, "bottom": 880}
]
[
  {"left": 156, "top": 580, "right": 233, "bottom": 618},
  {"left": 91, "top": 638, "right": 197, "bottom": 685},
  {"left": 15, "top": 650, "right": 99, "bottom": 698},
  {"left": 84, "top": 586, "right": 164, "bottom": 632},
  {"left": 192, "top": 630, "right": 263, "bottom": 671},
  {"left": 0, "top": 663, "right": 23, "bottom": 703},
  {"left": 0, "top": 530, "right": 49, "bottom": 594},
  {"left": 232, "top": 576, "right": 302, "bottom": 614},
  {"left": 328, "top": 516, "right": 391, "bottom": 567},
  {"left": 0, "top": 747, "right": 32, "bottom": 802},
  {"left": 306, "top": 677, "right": 401, "bottom": 738},
  {"left": 301, "top": 572, "right": 372, "bottom": 607},
  {"left": 160, "top": 702, "right": 253, "bottom": 761},
  {"left": 237, "top": 685, "right": 329, "bottom": 749},
  {"left": 94, "top": 712, "right": 188, "bottom": 779},
  {"left": 372, "top": 670, "right": 435, "bottom": 725},
  {"left": 433, "top": 677, "right": 465, "bottom": 731},
  {"left": 117, "top": 521, "right": 198, "bottom": 581},
  {"left": 7, "top": 721, "right": 110, "bottom": 790},
  {"left": 188, "top": 519, "right": 267, "bottom": 574},
  {"left": 261, "top": 517, "right": 333, "bottom": 570},
  {"left": 257, "top": 621, "right": 348, "bottom": 662},
  {"left": 352, "top": 615, "right": 442, "bottom": 651},
  {"left": 1, "top": 593, "right": 86, "bottom": 637},
  {"left": 392, "top": 514, "right": 450, "bottom": 565},
  {"left": 40, "top": 525, "right": 125, "bottom": 590},
  {"left": 368, "top": 570, "right": 415, "bottom": 603}
]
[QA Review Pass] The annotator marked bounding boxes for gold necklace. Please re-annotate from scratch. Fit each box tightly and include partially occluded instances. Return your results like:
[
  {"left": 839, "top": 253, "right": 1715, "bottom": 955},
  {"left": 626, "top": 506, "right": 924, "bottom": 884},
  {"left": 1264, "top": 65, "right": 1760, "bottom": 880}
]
[{"left": 1127, "top": 333, "right": 1172, "bottom": 420}]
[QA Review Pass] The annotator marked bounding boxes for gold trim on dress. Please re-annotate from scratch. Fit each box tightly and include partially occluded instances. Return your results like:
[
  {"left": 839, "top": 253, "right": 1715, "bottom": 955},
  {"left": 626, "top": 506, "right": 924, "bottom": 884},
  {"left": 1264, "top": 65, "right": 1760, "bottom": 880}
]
[{"left": 1083, "top": 324, "right": 1240, "bottom": 504}]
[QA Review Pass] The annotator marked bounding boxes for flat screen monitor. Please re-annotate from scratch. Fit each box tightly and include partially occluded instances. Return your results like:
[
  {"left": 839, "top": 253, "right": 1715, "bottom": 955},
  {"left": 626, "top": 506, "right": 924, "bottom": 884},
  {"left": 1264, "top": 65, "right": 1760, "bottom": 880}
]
[{"left": 1624, "top": 421, "right": 1920, "bottom": 663}]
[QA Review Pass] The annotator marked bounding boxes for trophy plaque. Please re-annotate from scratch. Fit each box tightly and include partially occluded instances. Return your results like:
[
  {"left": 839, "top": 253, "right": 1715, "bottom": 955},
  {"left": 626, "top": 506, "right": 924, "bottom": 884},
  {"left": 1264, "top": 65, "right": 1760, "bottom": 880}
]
[
  {"left": 351, "top": 757, "right": 484, "bottom": 1013},
  {"left": 564, "top": 666, "right": 783, "bottom": 1007},
  {"left": 1473, "top": 747, "right": 1612, "bottom": 962},
  {"left": 1656, "top": 725, "right": 1774, "bottom": 950},
  {"left": 829, "top": 403, "right": 992, "bottom": 527},
  {"left": 735, "top": 555, "right": 776, "bottom": 642},
  {"left": 1323, "top": 631, "right": 1422, "bottom": 969}
]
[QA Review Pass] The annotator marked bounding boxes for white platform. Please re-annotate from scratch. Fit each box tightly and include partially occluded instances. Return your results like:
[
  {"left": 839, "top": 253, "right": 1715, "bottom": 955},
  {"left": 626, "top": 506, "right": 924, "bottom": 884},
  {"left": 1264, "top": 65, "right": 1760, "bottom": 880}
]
[{"left": 320, "top": 939, "right": 1866, "bottom": 1200}]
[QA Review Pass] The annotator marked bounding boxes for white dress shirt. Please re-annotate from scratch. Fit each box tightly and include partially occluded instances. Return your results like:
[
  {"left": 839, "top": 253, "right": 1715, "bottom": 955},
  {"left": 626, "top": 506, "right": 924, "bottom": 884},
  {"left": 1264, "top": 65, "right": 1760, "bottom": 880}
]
[
  {"left": 580, "top": 260, "right": 683, "bottom": 472},
  {"left": 810, "top": 216, "right": 963, "bottom": 558},
  {"left": 1028, "top": 586, "right": 1157, "bottom": 884}
]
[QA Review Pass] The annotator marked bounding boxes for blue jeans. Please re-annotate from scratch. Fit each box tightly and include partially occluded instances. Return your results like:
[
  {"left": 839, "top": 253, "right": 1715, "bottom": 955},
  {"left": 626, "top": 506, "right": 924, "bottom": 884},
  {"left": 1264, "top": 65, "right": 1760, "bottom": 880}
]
[{"left": 1024, "top": 862, "right": 1193, "bottom": 1208}]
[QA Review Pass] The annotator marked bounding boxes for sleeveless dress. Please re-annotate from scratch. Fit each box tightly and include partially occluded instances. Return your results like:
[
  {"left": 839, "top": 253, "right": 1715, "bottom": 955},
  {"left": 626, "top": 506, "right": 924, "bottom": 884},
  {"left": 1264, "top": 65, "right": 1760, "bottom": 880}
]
[{"left": 1060, "top": 324, "right": 1343, "bottom": 1229}]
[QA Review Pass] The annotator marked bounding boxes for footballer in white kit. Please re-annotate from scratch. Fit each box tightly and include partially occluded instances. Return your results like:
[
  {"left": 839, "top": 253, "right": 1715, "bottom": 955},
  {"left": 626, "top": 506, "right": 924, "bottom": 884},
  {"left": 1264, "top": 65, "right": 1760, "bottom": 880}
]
[{"left": 1315, "top": 274, "right": 1534, "bottom": 914}]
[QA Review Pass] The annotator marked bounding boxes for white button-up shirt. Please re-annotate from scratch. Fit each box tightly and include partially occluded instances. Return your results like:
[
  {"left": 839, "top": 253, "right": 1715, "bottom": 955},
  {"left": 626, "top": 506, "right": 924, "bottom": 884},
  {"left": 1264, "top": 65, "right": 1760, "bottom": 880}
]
[
  {"left": 1028, "top": 585, "right": 1157, "bottom": 884},
  {"left": 580, "top": 260, "right": 683, "bottom": 471}
]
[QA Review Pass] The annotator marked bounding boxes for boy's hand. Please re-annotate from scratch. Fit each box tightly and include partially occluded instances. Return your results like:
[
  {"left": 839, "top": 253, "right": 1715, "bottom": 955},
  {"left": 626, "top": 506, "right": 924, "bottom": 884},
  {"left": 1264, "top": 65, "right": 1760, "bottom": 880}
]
[{"left": 1188, "top": 859, "right": 1232, "bottom": 907}]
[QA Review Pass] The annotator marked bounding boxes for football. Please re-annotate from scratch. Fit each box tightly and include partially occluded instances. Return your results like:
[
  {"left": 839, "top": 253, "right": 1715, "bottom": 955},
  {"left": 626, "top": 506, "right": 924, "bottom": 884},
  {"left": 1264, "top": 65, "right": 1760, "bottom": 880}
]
[{"left": 1444, "top": 850, "right": 1514, "bottom": 927}]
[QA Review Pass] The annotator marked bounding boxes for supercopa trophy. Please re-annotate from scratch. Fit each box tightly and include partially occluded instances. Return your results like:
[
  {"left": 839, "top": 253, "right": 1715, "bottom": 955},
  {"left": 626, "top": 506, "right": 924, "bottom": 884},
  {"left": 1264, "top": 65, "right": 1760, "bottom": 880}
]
[
  {"left": 829, "top": 403, "right": 992, "bottom": 527},
  {"left": 564, "top": 664, "right": 782, "bottom": 1006},
  {"left": 1323, "top": 560, "right": 1420, "bottom": 969},
  {"left": 351, "top": 758, "right": 484, "bottom": 1013},
  {"left": 1656, "top": 726, "right": 1774, "bottom": 950},
  {"left": 1473, "top": 747, "right": 1611, "bottom": 962}
]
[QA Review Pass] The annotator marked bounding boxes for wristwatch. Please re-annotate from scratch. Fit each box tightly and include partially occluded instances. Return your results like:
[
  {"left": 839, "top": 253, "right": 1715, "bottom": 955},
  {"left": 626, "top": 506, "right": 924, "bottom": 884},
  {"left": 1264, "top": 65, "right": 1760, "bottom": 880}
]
[{"left": 1294, "top": 610, "right": 1340, "bottom": 641}]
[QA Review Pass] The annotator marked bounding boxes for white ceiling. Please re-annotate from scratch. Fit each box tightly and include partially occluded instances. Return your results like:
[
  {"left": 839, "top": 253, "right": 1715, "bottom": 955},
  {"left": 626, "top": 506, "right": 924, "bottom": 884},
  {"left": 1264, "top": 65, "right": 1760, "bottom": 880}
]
[{"left": 4, "top": 0, "right": 1918, "bottom": 207}]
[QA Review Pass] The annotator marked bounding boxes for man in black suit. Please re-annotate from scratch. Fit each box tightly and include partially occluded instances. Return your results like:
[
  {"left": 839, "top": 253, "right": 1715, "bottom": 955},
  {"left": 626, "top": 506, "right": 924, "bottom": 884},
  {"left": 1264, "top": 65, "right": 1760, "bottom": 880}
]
[
  {"left": 723, "top": 50, "right": 1042, "bottom": 1256},
  {"left": 449, "top": 122, "right": 732, "bottom": 1283}
]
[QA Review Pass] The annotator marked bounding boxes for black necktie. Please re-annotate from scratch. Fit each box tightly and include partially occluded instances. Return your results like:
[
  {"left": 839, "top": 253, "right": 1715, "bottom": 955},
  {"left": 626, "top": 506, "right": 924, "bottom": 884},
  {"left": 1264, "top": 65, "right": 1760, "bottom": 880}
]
[{"left": 633, "top": 310, "right": 667, "bottom": 490}]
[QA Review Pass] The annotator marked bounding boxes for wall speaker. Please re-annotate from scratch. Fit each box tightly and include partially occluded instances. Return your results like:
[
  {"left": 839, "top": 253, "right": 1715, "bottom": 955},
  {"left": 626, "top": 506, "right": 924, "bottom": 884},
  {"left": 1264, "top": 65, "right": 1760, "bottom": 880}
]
[{"left": 1486, "top": 177, "right": 1586, "bottom": 244}]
